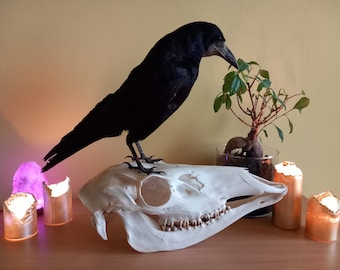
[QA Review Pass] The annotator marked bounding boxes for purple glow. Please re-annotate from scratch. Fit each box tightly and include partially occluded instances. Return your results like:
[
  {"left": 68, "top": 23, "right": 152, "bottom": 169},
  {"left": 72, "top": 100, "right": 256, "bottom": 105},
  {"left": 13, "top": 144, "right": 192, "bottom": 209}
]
[{"left": 12, "top": 161, "right": 48, "bottom": 210}]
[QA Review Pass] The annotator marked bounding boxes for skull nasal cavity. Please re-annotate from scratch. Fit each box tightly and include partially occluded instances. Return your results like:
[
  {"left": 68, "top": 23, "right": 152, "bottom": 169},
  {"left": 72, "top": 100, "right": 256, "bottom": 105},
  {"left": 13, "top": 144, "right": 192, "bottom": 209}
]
[{"left": 140, "top": 177, "right": 171, "bottom": 206}]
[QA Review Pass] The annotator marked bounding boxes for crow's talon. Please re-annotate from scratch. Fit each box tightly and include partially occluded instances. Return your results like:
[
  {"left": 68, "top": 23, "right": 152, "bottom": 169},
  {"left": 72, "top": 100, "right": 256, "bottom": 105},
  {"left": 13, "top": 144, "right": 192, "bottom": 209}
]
[
  {"left": 125, "top": 155, "right": 163, "bottom": 164},
  {"left": 142, "top": 156, "right": 163, "bottom": 164},
  {"left": 124, "top": 162, "right": 164, "bottom": 175},
  {"left": 124, "top": 162, "right": 135, "bottom": 169}
]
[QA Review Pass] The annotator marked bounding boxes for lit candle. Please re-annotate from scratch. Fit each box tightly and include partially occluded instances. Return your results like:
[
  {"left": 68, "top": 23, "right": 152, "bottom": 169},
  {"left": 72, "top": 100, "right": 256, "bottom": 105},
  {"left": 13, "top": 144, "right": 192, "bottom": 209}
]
[
  {"left": 3, "top": 192, "right": 38, "bottom": 241},
  {"left": 272, "top": 161, "right": 303, "bottom": 229},
  {"left": 305, "top": 191, "right": 340, "bottom": 242},
  {"left": 43, "top": 177, "right": 72, "bottom": 226}
]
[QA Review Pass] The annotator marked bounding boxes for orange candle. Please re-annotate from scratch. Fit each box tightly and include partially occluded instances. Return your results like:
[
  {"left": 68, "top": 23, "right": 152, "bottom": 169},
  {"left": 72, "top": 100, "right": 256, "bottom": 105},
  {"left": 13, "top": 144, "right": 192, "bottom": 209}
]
[
  {"left": 3, "top": 192, "right": 38, "bottom": 241},
  {"left": 305, "top": 191, "right": 340, "bottom": 242},
  {"left": 43, "top": 177, "right": 72, "bottom": 226},
  {"left": 273, "top": 161, "right": 303, "bottom": 229}
]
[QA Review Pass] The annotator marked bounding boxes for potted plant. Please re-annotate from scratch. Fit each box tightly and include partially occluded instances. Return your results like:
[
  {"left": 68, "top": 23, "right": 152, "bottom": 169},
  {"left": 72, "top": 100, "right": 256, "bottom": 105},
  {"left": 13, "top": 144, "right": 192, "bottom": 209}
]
[{"left": 214, "top": 59, "right": 309, "bottom": 180}]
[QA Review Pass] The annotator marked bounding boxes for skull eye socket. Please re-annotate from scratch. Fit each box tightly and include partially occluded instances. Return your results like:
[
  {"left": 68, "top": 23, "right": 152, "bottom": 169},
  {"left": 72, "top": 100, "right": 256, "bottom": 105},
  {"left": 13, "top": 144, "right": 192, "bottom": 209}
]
[{"left": 140, "top": 176, "right": 171, "bottom": 207}]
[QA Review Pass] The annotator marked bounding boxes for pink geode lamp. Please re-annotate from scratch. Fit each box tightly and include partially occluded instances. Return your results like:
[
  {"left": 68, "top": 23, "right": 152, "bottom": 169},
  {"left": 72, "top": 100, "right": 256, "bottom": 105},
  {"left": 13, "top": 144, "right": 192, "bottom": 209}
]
[{"left": 12, "top": 161, "right": 48, "bottom": 211}]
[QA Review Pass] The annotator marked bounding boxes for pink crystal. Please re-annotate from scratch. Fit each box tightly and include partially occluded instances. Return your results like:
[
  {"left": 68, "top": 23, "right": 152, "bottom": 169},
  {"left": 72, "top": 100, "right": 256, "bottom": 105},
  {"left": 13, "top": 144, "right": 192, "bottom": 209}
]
[{"left": 12, "top": 161, "right": 48, "bottom": 210}]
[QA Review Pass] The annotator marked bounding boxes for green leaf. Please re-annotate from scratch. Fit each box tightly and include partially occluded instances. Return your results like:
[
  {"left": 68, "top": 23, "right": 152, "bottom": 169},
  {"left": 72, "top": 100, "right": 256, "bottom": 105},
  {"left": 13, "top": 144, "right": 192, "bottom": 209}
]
[
  {"left": 271, "top": 90, "right": 277, "bottom": 102},
  {"left": 257, "top": 79, "right": 271, "bottom": 92},
  {"left": 214, "top": 95, "right": 223, "bottom": 112},
  {"left": 278, "top": 88, "right": 287, "bottom": 96},
  {"left": 259, "top": 69, "right": 270, "bottom": 79},
  {"left": 288, "top": 118, "right": 293, "bottom": 134},
  {"left": 230, "top": 75, "right": 241, "bottom": 95},
  {"left": 264, "top": 89, "right": 272, "bottom": 96},
  {"left": 248, "top": 61, "right": 259, "bottom": 66},
  {"left": 274, "top": 124, "right": 284, "bottom": 142},
  {"left": 257, "top": 81, "right": 263, "bottom": 92},
  {"left": 223, "top": 71, "right": 236, "bottom": 93},
  {"left": 262, "top": 79, "right": 271, "bottom": 88},
  {"left": 263, "top": 129, "right": 268, "bottom": 138},
  {"left": 239, "top": 79, "right": 247, "bottom": 94},
  {"left": 237, "top": 59, "right": 249, "bottom": 72},
  {"left": 293, "top": 97, "right": 310, "bottom": 112},
  {"left": 224, "top": 71, "right": 236, "bottom": 83},
  {"left": 276, "top": 97, "right": 286, "bottom": 110},
  {"left": 225, "top": 94, "right": 232, "bottom": 109}
]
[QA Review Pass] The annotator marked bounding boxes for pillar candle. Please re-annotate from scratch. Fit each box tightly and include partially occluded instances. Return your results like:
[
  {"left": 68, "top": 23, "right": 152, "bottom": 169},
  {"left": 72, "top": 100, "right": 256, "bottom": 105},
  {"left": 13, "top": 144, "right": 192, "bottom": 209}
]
[
  {"left": 3, "top": 192, "right": 38, "bottom": 241},
  {"left": 305, "top": 191, "right": 340, "bottom": 242},
  {"left": 43, "top": 177, "right": 72, "bottom": 226},
  {"left": 272, "top": 161, "right": 303, "bottom": 229}
]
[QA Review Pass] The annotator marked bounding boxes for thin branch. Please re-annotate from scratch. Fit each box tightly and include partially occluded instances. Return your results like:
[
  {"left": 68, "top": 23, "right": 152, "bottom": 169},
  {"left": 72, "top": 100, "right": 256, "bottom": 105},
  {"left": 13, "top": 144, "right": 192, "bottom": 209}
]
[
  {"left": 258, "top": 107, "right": 296, "bottom": 134},
  {"left": 236, "top": 94, "right": 251, "bottom": 116},
  {"left": 229, "top": 108, "right": 253, "bottom": 128}
]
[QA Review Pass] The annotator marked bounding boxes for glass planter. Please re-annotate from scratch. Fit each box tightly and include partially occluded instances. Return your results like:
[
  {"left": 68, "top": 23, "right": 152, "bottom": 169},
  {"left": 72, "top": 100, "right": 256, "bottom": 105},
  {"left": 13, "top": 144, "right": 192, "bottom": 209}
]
[{"left": 216, "top": 145, "right": 279, "bottom": 217}]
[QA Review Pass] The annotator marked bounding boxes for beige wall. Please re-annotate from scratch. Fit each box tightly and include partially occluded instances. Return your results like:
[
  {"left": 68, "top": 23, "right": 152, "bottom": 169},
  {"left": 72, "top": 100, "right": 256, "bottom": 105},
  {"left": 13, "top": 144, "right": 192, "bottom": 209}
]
[{"left": 1, "top": 0, "right": 339, "bottom": 203}]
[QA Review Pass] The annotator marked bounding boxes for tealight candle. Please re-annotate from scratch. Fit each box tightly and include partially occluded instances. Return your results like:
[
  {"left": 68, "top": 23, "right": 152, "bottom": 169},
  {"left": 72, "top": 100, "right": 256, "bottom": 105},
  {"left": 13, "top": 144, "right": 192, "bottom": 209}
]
[
  {"left": 272, "top": 161, "right": 303, "bottom": 229},
  {"left": 43, "top": 177, "right": 72, "bottom": 226},
  {"left": 305, "top": 191, "right": 340, "bottom": 242},
  {"left": 3, "top": 192, "right": 38, "bottom": 241}
]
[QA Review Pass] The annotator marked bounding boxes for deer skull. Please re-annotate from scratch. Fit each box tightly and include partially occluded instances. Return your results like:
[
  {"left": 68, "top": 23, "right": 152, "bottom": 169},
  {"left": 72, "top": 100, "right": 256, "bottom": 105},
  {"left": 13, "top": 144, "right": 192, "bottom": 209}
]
[{"left": 79, "top": 162, "right": 286, "bottom": 253}]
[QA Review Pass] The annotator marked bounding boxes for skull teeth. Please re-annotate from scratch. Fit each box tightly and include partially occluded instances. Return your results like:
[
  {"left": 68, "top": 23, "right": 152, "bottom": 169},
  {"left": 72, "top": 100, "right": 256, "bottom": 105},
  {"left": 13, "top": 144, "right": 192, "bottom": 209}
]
[{"left": 159, "top": 204, "right": 231, "bottom": 231}]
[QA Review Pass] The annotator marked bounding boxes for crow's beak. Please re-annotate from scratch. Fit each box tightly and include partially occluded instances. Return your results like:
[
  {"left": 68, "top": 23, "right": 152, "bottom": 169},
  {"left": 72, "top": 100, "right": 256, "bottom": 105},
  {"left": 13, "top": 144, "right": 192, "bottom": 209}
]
[
  {"left": 205, "top": 41, "right": 239, "bottom": 70},
  {"left": 218, "top": 43, "right": 239, "bottom": 70}
]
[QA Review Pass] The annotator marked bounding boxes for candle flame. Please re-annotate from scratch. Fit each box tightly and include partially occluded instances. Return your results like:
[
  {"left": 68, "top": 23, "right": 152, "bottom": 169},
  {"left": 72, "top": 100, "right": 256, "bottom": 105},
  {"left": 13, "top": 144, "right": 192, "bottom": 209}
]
[
  {"left": 6, "top": 193, "right": 36, "bottom": 219},
  {"left": 47, "top": 177, "right": 70, "bottom": 197},
  {"left": 275, "top": 161, "right": 302, "bottom": 176},
  {"left": 320, "top": 195, "right": 340, "bottom": 215}
]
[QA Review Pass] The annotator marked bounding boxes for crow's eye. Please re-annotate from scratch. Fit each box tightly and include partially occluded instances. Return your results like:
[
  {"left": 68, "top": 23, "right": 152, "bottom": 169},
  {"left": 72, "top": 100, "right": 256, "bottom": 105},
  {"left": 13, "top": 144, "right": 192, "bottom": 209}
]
[{"left": 216, "top": 35, "right": 225, "bottom": 42}]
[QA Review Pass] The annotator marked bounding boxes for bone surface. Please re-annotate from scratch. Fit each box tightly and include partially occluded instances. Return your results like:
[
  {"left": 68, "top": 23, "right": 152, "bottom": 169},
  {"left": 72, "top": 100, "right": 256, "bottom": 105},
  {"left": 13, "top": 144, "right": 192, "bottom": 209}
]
[{"left": 79, "top": 162, "right": 287, "bottom": 253}]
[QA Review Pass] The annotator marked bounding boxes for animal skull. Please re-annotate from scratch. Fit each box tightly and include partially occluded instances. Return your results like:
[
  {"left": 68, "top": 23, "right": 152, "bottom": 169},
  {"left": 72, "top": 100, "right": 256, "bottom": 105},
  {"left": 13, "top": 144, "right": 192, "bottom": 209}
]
[{"left": 79, "top": 162, "right": 286, "bottom": 253}]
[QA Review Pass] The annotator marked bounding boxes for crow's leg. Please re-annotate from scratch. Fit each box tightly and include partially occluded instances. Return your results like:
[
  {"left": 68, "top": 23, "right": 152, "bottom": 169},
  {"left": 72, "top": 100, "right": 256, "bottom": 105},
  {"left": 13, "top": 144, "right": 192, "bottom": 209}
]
[
  {"left": 135, "top": 141, "right": 163, "bottom": 163},
  {"left": 126, "top": 142, "right": 163, "bottom": 174}
]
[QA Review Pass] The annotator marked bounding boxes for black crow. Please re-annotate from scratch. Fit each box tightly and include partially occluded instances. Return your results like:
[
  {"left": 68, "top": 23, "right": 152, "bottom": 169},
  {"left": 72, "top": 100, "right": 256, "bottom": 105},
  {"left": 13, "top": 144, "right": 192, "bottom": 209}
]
[{"left": 42, "top": 21, "right": 238, "bottom": 174}]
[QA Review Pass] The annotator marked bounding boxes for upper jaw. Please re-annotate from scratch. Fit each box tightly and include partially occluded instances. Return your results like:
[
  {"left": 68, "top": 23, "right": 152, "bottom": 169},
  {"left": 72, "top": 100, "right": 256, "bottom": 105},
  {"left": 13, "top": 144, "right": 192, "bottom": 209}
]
[
  {"left": 204, "top": 41, "right": 239, "bottom": 69},
  {"left": 139, "top": 167, "right": 286, "bottom": 219}
]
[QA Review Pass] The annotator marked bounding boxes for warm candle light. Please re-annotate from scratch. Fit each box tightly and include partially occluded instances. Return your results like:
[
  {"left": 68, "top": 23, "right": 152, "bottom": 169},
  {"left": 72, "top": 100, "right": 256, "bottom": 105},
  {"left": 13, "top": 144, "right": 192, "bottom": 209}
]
[
  {"left": 305, "top": 191, "right": 340, "bottom": 242},
  {"left": 320, "top": 196, "right": 339, "bottom": 214},
  {"left": 49, "top": 177, "right": 71, "bottom": 197},
  {"left": 3, "top": 192, "right": 38, "bottom": 241},
  {"left": 43, "top": 177, "right": 72, "bottom": 226},
  {"left": 272, "top": 161, "right": 303, "bottom": 229}
]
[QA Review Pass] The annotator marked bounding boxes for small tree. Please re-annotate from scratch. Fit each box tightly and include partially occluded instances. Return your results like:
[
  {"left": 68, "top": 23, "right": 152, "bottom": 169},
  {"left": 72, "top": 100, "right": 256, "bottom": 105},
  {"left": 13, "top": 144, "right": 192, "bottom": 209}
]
[{"left": 214, "top": 59, "right": 309, "bottom": 159}]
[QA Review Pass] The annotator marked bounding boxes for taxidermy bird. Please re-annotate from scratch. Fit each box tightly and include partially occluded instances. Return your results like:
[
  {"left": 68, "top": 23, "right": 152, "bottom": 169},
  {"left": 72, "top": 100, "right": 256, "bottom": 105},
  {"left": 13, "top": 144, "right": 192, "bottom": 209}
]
[{"left": 42, "top": 21, "right": 239, "bottom": 174}]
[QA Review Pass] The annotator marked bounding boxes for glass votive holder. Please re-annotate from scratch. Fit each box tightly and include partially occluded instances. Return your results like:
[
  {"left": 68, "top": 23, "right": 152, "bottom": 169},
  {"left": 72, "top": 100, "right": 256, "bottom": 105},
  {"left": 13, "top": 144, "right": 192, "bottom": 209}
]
[
  {"left": 3, "top": 192, "right": 38, "bottom": 241},
  {"left": 305, "top": 191, "right": 340, "bottom": 242},
  {"left": 43, "top": 177, "right": 72, "bottom": 226}
]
